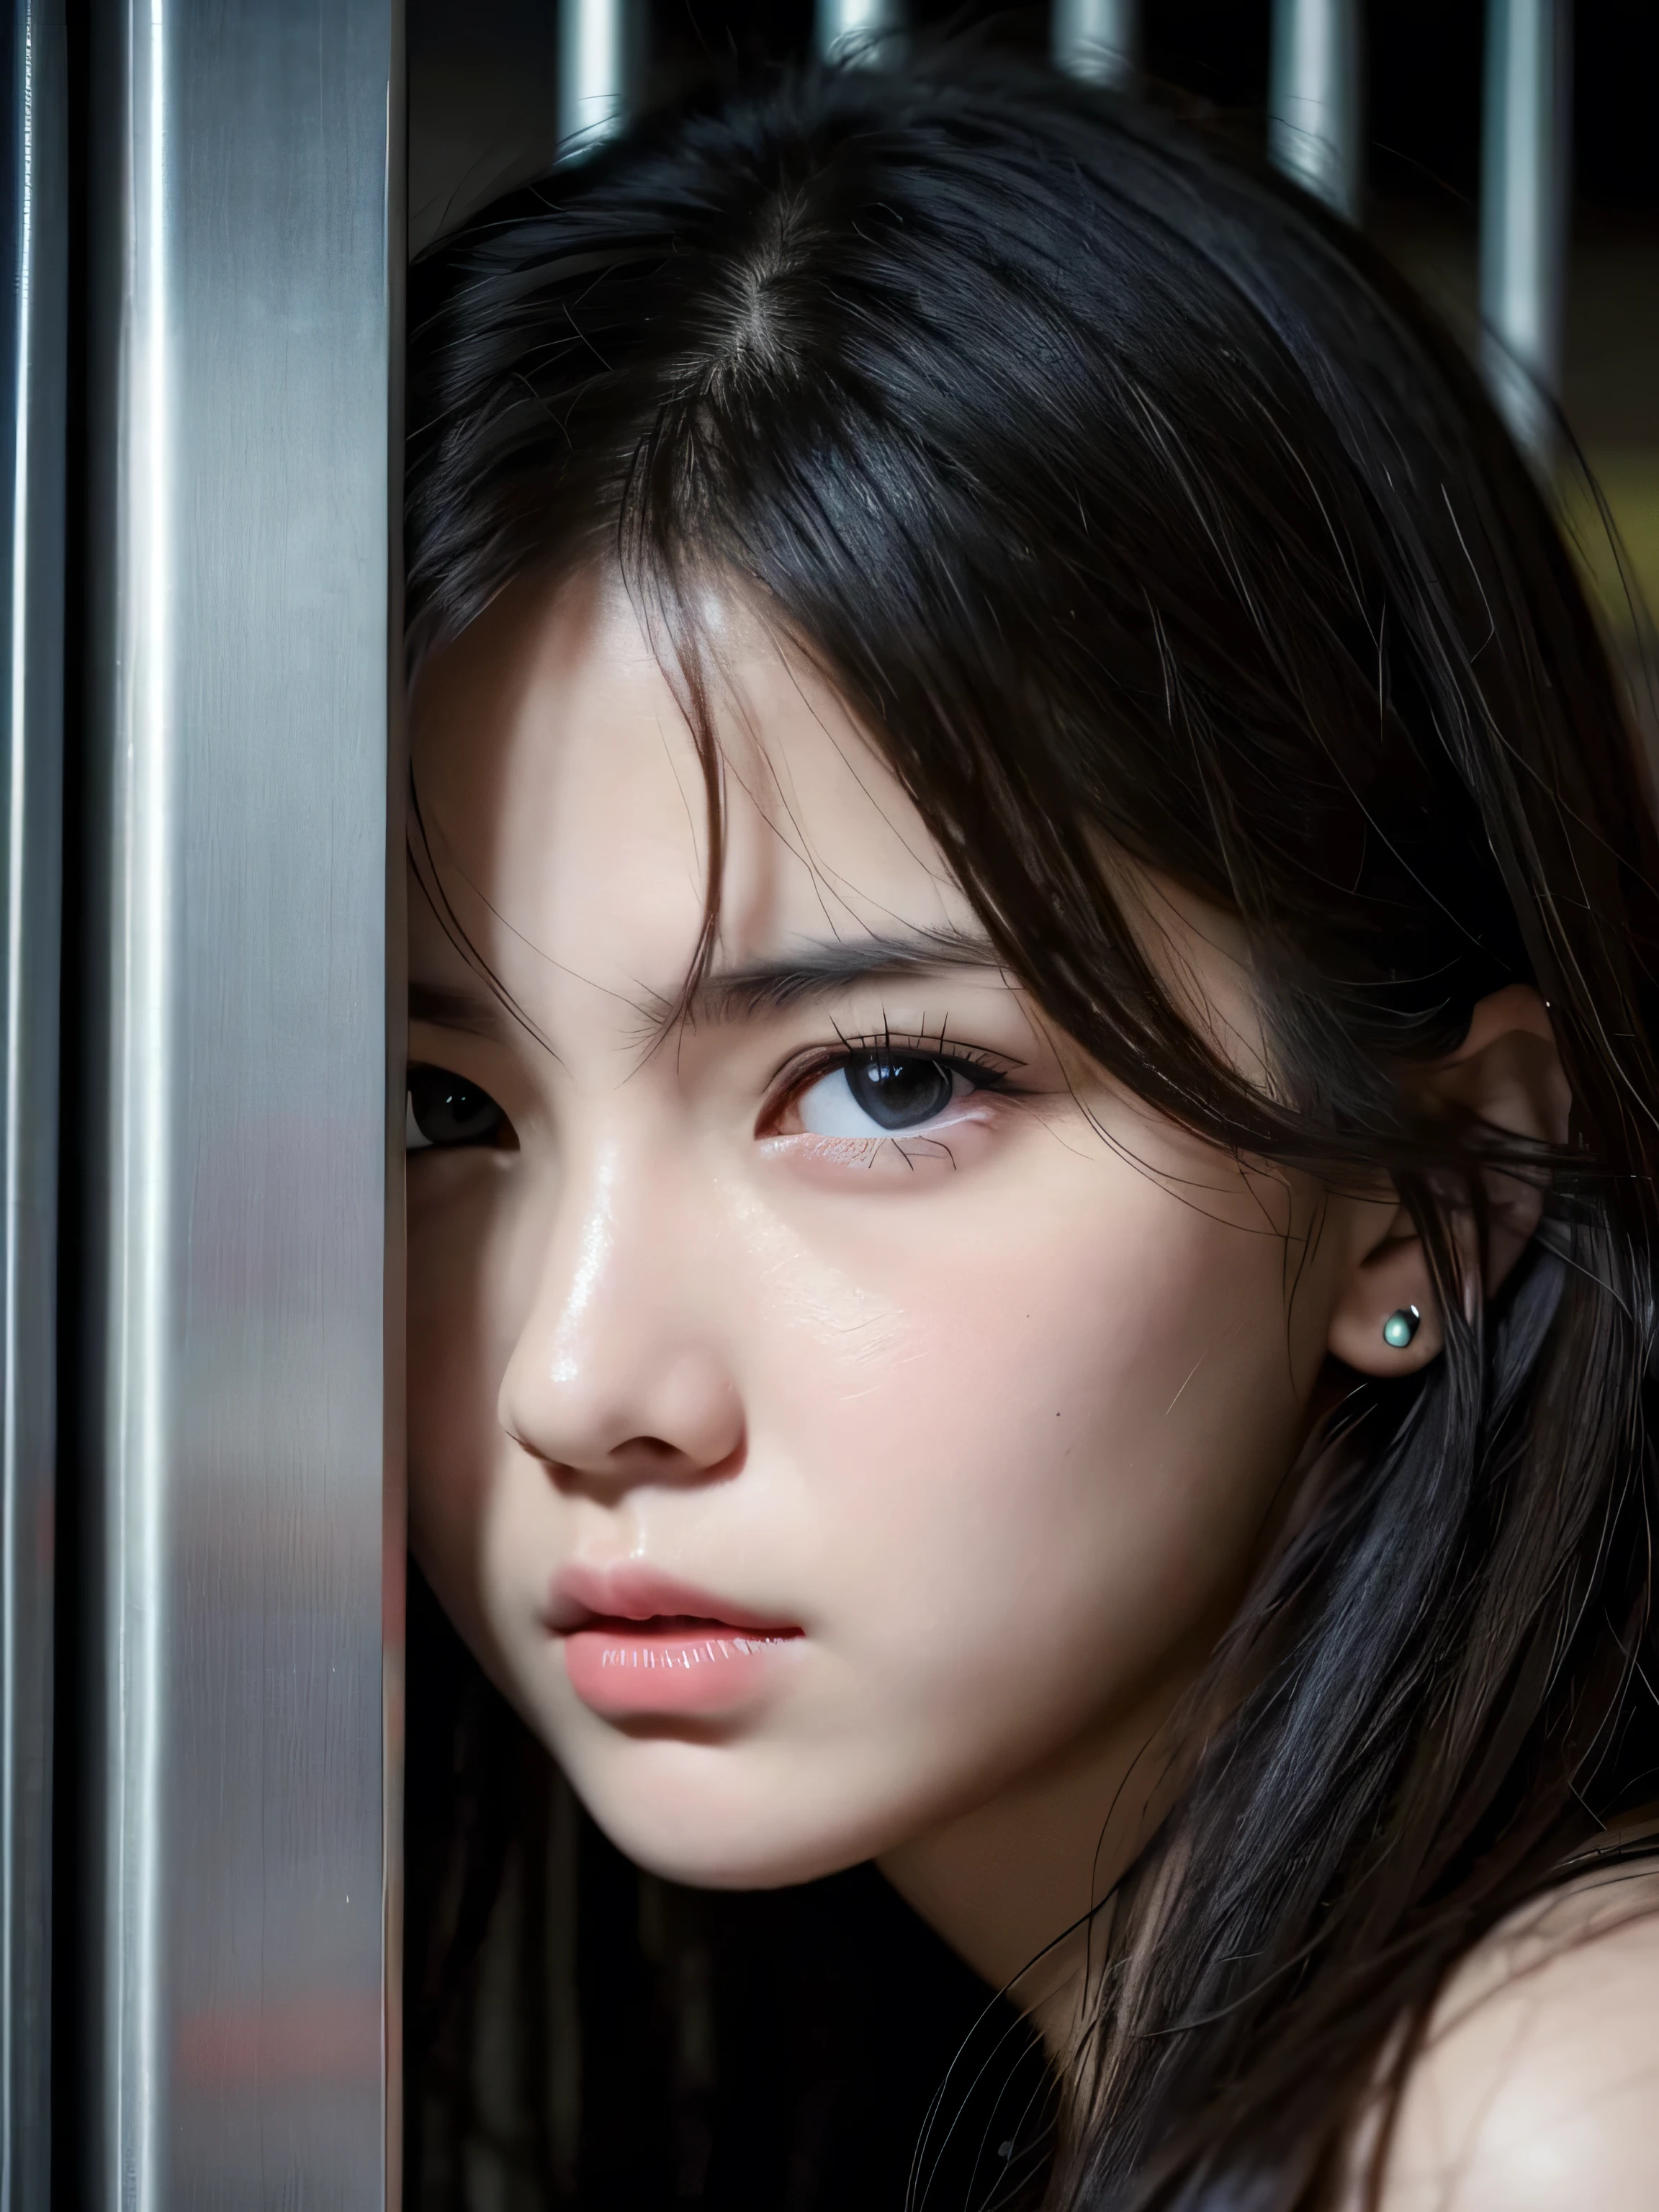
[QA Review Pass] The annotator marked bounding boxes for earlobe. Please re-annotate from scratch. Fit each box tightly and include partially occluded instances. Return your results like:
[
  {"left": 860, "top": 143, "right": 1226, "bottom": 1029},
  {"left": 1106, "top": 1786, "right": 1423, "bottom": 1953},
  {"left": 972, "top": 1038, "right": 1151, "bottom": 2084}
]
[
  {"left": 1326, "top": 1211, "right": 1444, "bottom": 1376},
  {"left": 1323, "top": 984, "right": 1570, "bottom": 1379}
]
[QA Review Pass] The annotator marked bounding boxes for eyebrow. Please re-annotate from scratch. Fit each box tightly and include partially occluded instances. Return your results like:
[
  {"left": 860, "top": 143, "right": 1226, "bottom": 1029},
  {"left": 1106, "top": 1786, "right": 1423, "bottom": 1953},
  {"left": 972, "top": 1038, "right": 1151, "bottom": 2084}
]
[
  {"left": 408, "top": 928, "right": 1007, "bottom": 1046},
  {"left": 684, "top": 927, "right": 1004, "bottom": 1025},
  {"left": 408, "top": 979, "right": 514, "bottom": 1039}
]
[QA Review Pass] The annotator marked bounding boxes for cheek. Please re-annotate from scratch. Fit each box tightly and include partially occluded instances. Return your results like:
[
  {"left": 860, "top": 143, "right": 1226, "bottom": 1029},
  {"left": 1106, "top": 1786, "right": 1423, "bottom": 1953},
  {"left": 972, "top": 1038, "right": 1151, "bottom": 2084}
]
[{"left": 747, "top": 1151, "right": 1310, "bottom": 1757}]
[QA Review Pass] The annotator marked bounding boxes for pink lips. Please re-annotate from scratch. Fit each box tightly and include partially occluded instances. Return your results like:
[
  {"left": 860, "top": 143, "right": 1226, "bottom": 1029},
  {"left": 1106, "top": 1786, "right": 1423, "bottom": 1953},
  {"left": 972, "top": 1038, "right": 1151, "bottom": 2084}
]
[{"left": 550, "top": 1564, "right": 804, "bottom": 1719}]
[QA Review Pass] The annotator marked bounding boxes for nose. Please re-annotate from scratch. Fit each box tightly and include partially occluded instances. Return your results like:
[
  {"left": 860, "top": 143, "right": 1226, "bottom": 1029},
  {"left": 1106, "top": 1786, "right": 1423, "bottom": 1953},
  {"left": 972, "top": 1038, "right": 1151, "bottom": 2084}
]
[{"left": 498, "top": 1137, "right": 745, "bottom": 1491}]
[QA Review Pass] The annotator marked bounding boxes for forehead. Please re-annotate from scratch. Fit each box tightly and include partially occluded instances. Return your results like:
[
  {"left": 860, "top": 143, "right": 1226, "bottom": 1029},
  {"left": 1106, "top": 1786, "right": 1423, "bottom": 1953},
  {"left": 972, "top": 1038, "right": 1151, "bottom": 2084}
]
[{"left": 409, "top": 570, "right": 976, "bottom": 1004}]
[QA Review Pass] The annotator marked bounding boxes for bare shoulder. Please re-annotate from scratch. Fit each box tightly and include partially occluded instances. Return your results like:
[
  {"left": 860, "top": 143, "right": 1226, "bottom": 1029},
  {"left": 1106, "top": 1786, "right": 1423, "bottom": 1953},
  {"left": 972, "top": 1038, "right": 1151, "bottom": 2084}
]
[{"left": 1367, "top": 1857, "right": 1659, "bottom": 2211}]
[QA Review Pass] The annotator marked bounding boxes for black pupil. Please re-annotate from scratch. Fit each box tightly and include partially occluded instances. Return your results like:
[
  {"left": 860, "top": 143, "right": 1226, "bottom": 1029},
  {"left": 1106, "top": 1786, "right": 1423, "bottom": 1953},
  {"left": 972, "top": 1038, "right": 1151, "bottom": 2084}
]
[
  {"left": 845, "top": 1055, "right": 953, "bottom": 1131},
  {"left": 410, "top": 1066, "right": 503, "bottom": 1147}
]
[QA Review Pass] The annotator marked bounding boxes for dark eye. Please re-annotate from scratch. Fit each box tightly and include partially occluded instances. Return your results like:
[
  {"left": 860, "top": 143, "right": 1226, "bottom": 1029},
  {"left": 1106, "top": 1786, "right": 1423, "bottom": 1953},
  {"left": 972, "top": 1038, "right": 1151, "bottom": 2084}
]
[
  {"left": 845, "top": 1055, "right": 955, "bottom": 1130},
  {"left": 406, "top": 1064, "right": 508, "bottom": 1153},
  {"left": 793, "top": 1051, "right": 965, "bottom": 1139}
]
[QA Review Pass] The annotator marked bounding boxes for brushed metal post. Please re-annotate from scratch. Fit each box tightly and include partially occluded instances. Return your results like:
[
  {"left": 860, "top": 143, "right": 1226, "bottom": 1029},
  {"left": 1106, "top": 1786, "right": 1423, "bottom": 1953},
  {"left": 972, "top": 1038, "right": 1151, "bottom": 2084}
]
[
  {"left": 1269, "top": 0, "right": 1364, "bottom": 222},
  {"left": 559, "top": 0, "right": 631, "bottom": 158},
  {"left": 817, "top": 0, "right": 903, "bottom": 68},
  {"left": 0, "top": 0, "right": 66, "bottom": 2203},
  {"left": 1480, "top": 0, "right": 1571, "bottom": 467},
  {"left": 82, "top": 1, "right": 403, "bottom": 2204},
  {"left": 1053, "top": 0, "right": 1140, "bottom": 91}
]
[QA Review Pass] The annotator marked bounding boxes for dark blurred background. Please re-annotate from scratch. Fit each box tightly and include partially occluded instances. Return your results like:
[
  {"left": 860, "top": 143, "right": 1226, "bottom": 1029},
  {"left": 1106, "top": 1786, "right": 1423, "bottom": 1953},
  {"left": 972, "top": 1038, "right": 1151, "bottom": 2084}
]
[{"left": 408, "top": 0, "right": 1657, "bottom": 647}]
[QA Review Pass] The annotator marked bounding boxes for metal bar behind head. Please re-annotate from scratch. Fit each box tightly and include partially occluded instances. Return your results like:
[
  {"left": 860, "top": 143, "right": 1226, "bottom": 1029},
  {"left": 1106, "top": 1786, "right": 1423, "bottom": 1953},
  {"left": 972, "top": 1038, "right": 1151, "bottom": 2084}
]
[
  {"left": 1479, "top": 0, "right": 1572, "bottom": 468},
  {"left": 1052, "top": 0, "right": 1140, "bottom": 91},
  {"left": 559, "top": 0, "right": 633, "bottom": 158},
  {"left": 0, "top": 0, "right": 67, "bottom": 2200},
  {"left": 817, "top": 0, "right": 904, "bottom": 69},
  {"left": 1268, "top": 0, "right": 1364, "bottom": 222},
  {"left": 83, "top": 1, "right": 401, "bottom": 2203}
]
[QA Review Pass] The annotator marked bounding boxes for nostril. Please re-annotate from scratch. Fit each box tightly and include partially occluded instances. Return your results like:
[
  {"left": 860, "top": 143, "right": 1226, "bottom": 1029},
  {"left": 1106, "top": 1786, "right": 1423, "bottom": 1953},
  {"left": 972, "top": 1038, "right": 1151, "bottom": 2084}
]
[
  {"left": 498, "top": 1345, "right": 745, "bottom": 1485},
  {"left": 603, "top": 1431, "right": 747, "bottom": 1484},
  {"left": 503, "top": 1422, "right": 747, "bottom": 1490}
]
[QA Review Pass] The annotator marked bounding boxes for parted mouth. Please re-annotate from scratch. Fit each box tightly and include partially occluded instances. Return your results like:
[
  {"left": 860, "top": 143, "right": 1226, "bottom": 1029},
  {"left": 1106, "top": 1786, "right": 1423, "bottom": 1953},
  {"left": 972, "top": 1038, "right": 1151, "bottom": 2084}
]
[
  {"left": 579, "top": 1612, "right": 801, "bottom": 1644},
  {"left": 576, "top": 1622, "right": 805, "bottom": 1689},
  {"left": 546, "top": 1561, "right": 802, "bottom": 1640},
  {"left": 553, "top": 1573, "right": 806, "bottom": 1717}
]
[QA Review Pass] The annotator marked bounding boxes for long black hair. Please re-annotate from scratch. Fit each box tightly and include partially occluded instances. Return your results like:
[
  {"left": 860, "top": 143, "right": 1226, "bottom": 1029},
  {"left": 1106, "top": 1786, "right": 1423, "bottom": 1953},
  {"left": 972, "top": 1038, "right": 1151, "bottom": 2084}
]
[{"left": 404, "top": 63, "right": 1659, "bottom": 2211}]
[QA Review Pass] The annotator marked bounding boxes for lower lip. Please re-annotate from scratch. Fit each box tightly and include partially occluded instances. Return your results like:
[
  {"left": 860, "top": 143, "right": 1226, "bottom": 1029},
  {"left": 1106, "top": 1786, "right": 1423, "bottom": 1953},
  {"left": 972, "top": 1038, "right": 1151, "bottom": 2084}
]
[{"left": 562, "top": 1616, "right": 804, "bottom": 1717}]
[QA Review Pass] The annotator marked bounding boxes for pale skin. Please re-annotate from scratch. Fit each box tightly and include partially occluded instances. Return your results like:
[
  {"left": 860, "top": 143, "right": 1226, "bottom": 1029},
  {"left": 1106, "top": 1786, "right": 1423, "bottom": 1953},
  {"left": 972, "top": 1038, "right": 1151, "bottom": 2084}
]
[{"left": 406, "top": 568, "right": 1659, "bottom": 2204}]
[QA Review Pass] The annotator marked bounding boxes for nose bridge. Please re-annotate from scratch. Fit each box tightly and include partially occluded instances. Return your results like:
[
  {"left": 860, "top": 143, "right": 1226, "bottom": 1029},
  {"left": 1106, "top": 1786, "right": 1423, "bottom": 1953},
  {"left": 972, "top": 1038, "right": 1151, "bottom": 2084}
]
[
  {"left": 524, "top": 1123, "right": 665, "bottom": 1398},
  {"left": 541, "top": 1130, "right": 626, "bottom": 1391},
  {"left": 500, "top": 1108, "right": 737, "bottom": 1471}
]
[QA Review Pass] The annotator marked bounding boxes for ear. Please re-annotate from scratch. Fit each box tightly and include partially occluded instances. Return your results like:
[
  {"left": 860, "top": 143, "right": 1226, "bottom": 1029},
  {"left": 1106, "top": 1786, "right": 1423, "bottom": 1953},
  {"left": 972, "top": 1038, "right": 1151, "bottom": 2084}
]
[{"left": 1326, "top": 986, "right": 1571, "bottom": 1377}]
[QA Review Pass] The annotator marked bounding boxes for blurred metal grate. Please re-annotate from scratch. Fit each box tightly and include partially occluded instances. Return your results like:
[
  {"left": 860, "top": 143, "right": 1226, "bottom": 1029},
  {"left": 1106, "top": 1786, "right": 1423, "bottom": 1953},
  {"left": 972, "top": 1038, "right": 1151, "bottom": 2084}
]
[
  {"left": 817, "top": 0, "right": 904, "bottom": 68},
  {"left": 559, "top": 0, "right": 633, "bottom": 158},
  {"left": 0, "top": 0, "right": 66, "bottom": 2200},
  {"left": 79, "top": 1, "right": 402, "bottom": 2203},
  {"left": 1480, "top": 0, "right": 1572, "bottom": 469},
  {"left": 1268, "top": 0, "right": 1364, "bottom": 222},
  {"left": 1052, "top": 0, "right": 1140, "bottom": 92}
]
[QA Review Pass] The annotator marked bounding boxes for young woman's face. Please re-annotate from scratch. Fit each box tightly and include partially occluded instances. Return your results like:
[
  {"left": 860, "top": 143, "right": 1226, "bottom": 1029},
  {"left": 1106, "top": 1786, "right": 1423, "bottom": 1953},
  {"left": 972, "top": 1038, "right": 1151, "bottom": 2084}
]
[{"left": 406, "top": 572, "right": 1371, "bottom": 1905}]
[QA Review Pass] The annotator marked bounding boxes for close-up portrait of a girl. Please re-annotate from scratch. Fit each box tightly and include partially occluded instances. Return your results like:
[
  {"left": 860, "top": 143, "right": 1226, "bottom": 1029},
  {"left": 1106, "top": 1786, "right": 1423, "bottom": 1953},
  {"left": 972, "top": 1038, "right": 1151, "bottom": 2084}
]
[{"left": 397, "top": 58, "right": 1659, "bottom": 2212}]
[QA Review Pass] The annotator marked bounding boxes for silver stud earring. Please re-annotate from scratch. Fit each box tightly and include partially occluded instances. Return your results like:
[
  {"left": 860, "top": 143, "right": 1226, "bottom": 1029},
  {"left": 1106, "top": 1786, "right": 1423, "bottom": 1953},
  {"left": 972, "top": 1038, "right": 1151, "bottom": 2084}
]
[{"left": 1382, "top": 1305, "right": 1421, "bottom": 1349}]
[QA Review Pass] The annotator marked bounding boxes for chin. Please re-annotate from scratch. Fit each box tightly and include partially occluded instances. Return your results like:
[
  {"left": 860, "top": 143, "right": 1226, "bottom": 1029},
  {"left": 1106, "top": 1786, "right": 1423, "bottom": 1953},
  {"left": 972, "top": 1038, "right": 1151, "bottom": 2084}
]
[
  {"left": 630, "top": 1832, "right": 857, "bottom": 1892},
  {"left": 567, "top": 1746, "right": 905, "bottom": 1892}
]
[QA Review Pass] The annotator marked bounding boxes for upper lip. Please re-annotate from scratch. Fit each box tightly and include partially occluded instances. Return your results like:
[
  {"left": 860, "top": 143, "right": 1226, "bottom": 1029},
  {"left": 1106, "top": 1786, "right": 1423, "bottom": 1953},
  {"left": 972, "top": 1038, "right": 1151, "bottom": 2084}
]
[{"left": 547, "top": 1562, "right": 799, "bottom": 1637}]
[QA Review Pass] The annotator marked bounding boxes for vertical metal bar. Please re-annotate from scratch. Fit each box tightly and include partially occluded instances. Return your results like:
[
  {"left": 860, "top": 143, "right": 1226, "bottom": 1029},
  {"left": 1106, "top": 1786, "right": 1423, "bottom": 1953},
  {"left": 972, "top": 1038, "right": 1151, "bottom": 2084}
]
[
  {"left": 559, "top": 0, "right": 631, "bottom": 158},
  {"left": 1480, "top": 0, "right": 1572, "bottom": 467},
  {"left": 1053, "top": 0, "right": 1140, "bottom": 91},
  {"left": 83, "top": 2, "right": 402, "bottom": 2206},
  {"left": 1269, "top": 0, "right": 1364, "bottom": 222},
  {"left": 817, "top": 0, "right": 903, "bottom": 68},
  {"left": 0, "top": 0, "right": 66, "bottom": 2203}
]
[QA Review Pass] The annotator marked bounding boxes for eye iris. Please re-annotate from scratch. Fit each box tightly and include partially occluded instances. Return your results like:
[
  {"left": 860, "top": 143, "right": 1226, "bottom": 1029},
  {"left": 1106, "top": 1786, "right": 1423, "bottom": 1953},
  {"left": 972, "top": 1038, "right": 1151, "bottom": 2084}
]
[
  {"left": 410, "top": 1069, "right": 503, "bottom": 1146},
  {"left": 845, "top": 1056, "right": 953, "bottom": 1131}
]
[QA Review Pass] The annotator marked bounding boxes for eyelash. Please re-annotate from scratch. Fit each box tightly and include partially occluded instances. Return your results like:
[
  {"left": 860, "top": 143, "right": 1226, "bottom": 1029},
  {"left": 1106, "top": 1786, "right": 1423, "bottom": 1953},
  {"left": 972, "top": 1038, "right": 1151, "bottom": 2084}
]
[
  {"left": 408, "top": 1028, "right": 1021, "bottom": 1154},
  {"left": 762, "top": 1028, "right": 1020, "bottom": 1130}
]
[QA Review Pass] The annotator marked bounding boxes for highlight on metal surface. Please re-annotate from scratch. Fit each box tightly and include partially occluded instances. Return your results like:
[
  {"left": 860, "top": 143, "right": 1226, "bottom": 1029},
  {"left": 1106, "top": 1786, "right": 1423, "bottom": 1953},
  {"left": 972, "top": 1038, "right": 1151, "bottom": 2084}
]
[
  {"left": 81, "top": 0, "right": 401, "bottom": 2204},
  {"left": 1052, "top": 0, "right": 1140, "bottom": 89},
  {"left": 1267, "top": 0, "right": 1364, "bottom": 222},
  {"left": 559, "top": 0, "right": 633, "bottom": 156},
  {"left": 816, "top": 0, "right": 904, "bottom": 69},
  {"left": 1480, "top": 0, "right": 1572, "bottom": 468},
  {"left": 0, "top": 1, "right": 66, "bottom": 2203}
]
